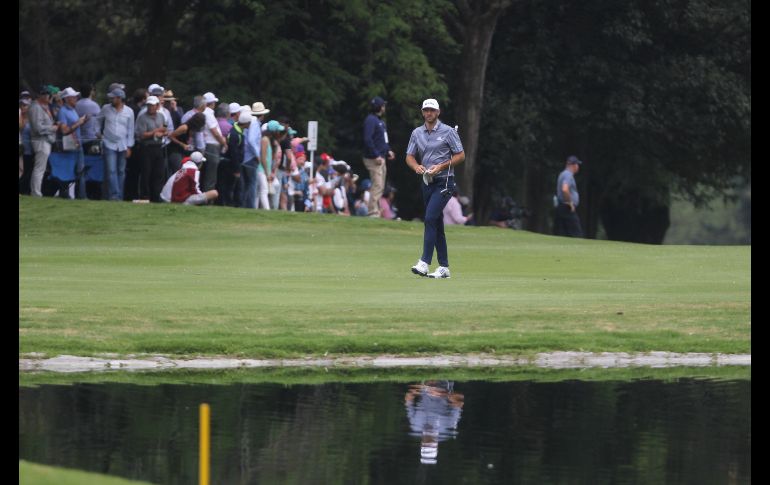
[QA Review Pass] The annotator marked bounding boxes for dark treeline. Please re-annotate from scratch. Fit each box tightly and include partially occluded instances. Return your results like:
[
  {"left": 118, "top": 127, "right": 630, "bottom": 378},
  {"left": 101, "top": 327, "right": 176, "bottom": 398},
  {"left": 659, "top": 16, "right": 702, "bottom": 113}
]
[{"left": 19, "top": 0, "right": 750, "bottom": 243}]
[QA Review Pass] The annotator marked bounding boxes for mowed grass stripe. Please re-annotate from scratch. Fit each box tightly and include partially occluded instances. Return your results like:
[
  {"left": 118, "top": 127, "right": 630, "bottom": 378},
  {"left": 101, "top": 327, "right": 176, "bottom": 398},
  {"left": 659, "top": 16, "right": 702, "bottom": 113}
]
[{"left": 20, "top": 197, "right": 750, "bottom": 357}]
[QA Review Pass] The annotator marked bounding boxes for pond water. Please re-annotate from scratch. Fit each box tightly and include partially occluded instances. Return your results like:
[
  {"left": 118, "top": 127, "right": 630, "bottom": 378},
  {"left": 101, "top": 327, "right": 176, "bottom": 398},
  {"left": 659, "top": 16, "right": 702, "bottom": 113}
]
[{"left": 19, "top": 376, "right": 750, "bottom": 484}]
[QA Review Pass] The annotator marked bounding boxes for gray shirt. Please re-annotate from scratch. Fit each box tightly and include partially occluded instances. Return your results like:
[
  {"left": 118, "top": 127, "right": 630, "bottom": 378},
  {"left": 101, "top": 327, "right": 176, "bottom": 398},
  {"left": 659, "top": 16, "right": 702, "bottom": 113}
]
[
  {"left": 75, "top": 98, "right": 101, "bottom": 142},
  {"left": 135, "top": 111, "right": 165, "bottom": 146},
  {"left": 99, "top": 104, "right": 135, "bottom": 152},
  {"left": 556, "top": 169, "right": 579, "bottom": 206},
  {"left": 406, "top": 120, "right": 463, "bottom": 177},
  {"left": 28, "top": 101, "right": 57, "bottom": 143}
]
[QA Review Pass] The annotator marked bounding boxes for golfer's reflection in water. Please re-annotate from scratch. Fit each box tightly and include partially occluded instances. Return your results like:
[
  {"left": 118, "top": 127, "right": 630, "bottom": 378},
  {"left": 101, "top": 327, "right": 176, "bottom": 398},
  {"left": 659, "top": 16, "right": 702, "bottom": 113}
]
[{"left": 405, "top": 380, "right": 464, "bottom": 465}]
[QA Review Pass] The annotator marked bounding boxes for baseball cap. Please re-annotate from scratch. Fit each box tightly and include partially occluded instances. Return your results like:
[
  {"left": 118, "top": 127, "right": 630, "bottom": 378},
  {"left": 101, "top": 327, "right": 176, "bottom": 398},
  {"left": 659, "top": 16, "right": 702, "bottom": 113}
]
[
  {"left": 107, "top": 88, "right": 126, "bottom": 99},
  {"left": 566, "top": 155, "right": 583, "bottom": 165},
  {"left": 145, "top": 96, "right": 160, "bottom": 105},
  {"left": 228, "top": 102, "right": 242, "bottom": 114},
  {"left": 190, "top": 151, "right": 207, "bottom": 164},
  {"left": 202, "top": 92, "right": 219, "bottom": 104},
  {"left": 370, "top": 96, "right": 386, "bottom": 108},
  {"left": 238, "top": 111, "right": 252, "bottom": 124},
  {"left": 265, "top": 120, "right": 285, "bottom": 132},
  {"left": 59, "top": 87, "right": 80, "bottom": 99},
  {"left": 421, "top": 98, "right": 439, "bottom": 110},
  {"left": 147, "top": 83, "right": 164, "bottom": 96}
]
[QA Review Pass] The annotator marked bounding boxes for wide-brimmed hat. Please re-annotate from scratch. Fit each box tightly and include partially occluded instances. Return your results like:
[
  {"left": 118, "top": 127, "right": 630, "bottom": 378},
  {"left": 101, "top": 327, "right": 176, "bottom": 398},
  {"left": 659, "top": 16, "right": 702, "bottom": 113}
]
[
  {"left": 162, "top": 89, "right": 176, "bottom": 101},
  {"left": 250, "top": 101, "right": 270, "bottom": 116}
]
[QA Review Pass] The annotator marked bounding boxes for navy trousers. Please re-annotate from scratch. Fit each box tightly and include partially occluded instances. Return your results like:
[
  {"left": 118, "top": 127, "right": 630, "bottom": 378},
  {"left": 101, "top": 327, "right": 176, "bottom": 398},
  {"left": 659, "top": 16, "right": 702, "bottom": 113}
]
[{"left": 421, "top": 176, "right": 454, "bottom": 267}]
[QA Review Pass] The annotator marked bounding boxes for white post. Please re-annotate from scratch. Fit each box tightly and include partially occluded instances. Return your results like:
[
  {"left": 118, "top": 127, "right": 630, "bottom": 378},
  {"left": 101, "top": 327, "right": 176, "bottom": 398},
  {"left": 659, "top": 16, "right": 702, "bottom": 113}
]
[{"left": 307, "top": 121, "right": 318, "bottom": 211}]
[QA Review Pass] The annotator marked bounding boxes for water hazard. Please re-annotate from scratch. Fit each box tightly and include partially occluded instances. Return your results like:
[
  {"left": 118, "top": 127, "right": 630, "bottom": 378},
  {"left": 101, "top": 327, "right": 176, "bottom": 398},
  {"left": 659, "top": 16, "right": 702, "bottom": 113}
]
[{"left": 19, "top": 374, "right": 750, "bottom": 484}]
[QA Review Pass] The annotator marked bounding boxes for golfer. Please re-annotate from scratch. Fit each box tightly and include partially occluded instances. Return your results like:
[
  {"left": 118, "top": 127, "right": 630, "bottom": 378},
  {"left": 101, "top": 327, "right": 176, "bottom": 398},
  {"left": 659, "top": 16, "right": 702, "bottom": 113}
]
[{"left": 405, "top": 99, "right": 465, "bottom": 279}]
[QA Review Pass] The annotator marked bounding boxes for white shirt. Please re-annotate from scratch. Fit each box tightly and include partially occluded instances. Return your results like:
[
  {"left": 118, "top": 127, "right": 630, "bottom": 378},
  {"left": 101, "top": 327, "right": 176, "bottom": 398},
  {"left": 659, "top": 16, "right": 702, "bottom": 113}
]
[{"left": 202, "top": 107, "right": 221, "bottom": 145}]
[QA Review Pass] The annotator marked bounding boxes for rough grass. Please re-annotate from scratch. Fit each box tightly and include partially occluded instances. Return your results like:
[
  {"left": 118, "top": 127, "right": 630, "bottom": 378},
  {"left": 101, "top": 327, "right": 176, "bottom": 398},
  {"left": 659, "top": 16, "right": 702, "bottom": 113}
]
[{"left": 19, "top": 197, "right": 751, "bottom": 358}]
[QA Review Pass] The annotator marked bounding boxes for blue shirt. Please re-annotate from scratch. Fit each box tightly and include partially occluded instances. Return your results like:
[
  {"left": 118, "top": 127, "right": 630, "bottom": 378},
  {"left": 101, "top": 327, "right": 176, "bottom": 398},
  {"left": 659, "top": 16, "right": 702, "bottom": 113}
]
[
  {"left": 99, "top": 104, "right": 135, "bottom": 152},
  {"left": 406, "top": 120, "right": 463, "bottom": 177},
  {"left": 556, "top": 169, "right": 579, "bottom": 206},
  {"left": 363, "top": 113, "right": 389, "bottom": 158},
  {"left": 244, "top": 117, "right": 262, "bottom": 165},
  {"left": 57, "top": 104, "right": 81, "bottom": 139},
  {"left": 75, "top": 98, "right": 101, "bottom": 142}
]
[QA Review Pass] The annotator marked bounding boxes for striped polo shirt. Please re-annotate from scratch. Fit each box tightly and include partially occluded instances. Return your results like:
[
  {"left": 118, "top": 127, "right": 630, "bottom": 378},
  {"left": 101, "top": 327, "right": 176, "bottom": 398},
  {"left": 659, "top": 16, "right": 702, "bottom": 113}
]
[{"left": 406, "top": 120, "right": 463, "bottom": 177}]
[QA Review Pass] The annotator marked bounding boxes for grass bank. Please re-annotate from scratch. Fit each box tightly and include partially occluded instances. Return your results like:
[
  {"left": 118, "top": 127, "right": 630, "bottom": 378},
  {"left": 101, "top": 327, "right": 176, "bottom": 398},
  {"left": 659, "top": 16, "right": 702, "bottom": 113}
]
[
  {"left": 19, "top": 197, "right": 750, "bottom": 358},
  {"left": 20, "top": 460, "right": 153, "bottom": 485}
]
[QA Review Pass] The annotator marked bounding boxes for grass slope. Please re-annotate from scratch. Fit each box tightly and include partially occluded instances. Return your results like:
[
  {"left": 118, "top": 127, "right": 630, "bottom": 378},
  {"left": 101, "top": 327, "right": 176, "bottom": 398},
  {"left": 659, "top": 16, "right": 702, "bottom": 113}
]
[
  {"left": 20, "top": 460, "right": 154, "bottom": 485},
  {"left": 20, "top": 197, "right": 751, "bottom": 358}
]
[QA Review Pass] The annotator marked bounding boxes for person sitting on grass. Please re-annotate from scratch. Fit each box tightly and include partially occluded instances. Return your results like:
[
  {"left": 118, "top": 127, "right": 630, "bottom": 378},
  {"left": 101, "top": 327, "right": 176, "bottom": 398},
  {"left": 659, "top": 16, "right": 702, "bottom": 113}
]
[{"left": 160, "top": 151, "right": 218, "bottom": 205}]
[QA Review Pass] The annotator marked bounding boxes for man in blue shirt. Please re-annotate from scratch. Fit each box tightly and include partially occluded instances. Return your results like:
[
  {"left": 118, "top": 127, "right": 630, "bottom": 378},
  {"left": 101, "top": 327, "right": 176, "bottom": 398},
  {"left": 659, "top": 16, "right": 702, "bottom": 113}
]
[
  {"left": 554, "top": 155, "right": 584, "bottom": 238},
  {"left": 362, "top": 96, "right": 394, "bottom": 217},
  {"left": 57, "top": 87, "right": 88, "bottom": 199},
  {"left": 405, "top": 99, "right": 465, "bottom": 279}
]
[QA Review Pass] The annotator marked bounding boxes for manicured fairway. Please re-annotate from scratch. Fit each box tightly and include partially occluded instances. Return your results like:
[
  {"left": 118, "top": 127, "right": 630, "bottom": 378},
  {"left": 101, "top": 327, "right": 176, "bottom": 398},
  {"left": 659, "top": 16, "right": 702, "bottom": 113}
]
[{"left": 19, "top": 197, "right": 750, "bottom": 358}]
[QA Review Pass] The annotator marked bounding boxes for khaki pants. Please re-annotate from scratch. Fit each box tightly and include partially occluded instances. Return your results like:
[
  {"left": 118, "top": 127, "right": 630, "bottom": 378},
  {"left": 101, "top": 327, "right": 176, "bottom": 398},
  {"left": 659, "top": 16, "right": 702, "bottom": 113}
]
[
  {"left": 31, "top": 140, "right": 52, "bottom": 197},
  {"left": 363, "top": 157, "right": 386, "bottom": 217}
]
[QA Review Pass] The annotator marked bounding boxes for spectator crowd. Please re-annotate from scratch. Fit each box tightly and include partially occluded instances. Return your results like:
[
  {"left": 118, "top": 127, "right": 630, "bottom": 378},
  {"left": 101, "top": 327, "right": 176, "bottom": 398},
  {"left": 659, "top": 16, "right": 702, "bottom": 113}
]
[{"left": 18, "top": 82, "right": 410, "bottom": 219}]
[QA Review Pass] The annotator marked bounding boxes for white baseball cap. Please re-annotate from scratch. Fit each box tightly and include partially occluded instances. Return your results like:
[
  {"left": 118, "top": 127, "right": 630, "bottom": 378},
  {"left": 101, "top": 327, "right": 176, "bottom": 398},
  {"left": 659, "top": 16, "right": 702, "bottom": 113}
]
[
  {"left": 202, "top": 92, "right": 219, "bottom": 104},
  {"left": 238, "top": 111, "right": 252, "bottom": 124},
  {"left": 190, "top": 151, "right": 207, "bottom": 164},
  {"left": 147, "top": 83, "right": 164, "bottom": 95},
  {"left": 421, "top": 98, "right": 440, "bottom": 110},
  {"left": 145, "top": 96, "right": 160, "bottom": 105},
  {"left": 228, "top": 102, "right": 241, "bottom": 114},
  {"left": 60, "top": 87, "right": 80, "bottom": 99}
]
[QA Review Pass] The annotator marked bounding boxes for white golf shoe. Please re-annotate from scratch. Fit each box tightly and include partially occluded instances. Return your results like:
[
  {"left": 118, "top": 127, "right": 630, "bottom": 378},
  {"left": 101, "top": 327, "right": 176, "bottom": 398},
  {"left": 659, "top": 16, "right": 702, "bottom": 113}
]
[
  {"left": 427, "top": 266, "right": 451, "bottom": 279},
  {"left": 411, "top": 260, "right": 429, "bottom": 277}
]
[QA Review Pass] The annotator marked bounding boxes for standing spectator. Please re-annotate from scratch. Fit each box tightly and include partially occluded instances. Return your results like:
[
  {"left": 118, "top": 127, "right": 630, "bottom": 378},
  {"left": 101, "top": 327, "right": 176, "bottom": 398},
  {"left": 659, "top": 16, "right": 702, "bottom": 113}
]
[
  {"left": 362, "top": 96, "right": 395, "bottom": 217},
  {"left": 99, "top": 87, "right": 134, "bottom": 201},
  {"left": 553, "top": 155, "right": 584, "bottom": 238},
  {"left": 221, "top": 111, "right": 251, "bottom": 207},
  {"left": 76, "top": 84, "right": 102, "bottom": 156},
  {"left": 181, "top": 96, "right": 207, "bottom": 152},
  {"left": 124, "top": 88, "right": 147, "bottom": 200},
  {"left": 200, "top": 91, "right": 228, "bottom": 194},
  {"left": 57, "top": 87, "right": 89, "bottom": 199},
  {"left": 405, "top": 99, "right": 465, "bottom": 279},
  {"left": 168, "top": 112, "right": 205, "bottom": 175},
  {"left": 160, "top": 151, "right": 218, "bottom": 205},
  {"left": 28, "top": 86, "right": 57, "bottom": 197},
  {"left": 257, "top": 120, "right": 284, "bottom": 209},
  {"left": 163, "top": 89, "right": 183, "bottom": 129},
  {"left": 138, "top": 84, "right": 175, "bottom": 177},
  {"left": 216, "top": 103, "right": 233, "bottom": 138},
  {"left": 134, "top": 96, "right": 167, "bottom": 202},
  {"left": 127, "top": 88, "right": 147, "bottom": 120},
  {"left": 19, "top": 98, "right": 31, "bottom": 186},
  {"left": 228, "top": 102, "right": 241, "bottom": 126},
  {"left": 47, "top": 85, "right": 62, "bottom": 120},
  {"left": 240, "top": 102, "right": 269, "bottom": 209}
]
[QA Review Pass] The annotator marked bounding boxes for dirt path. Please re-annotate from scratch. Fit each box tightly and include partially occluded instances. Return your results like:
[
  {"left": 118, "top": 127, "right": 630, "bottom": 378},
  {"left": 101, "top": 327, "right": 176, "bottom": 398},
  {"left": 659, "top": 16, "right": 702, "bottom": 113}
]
[{"left": 19, "top": 352, "right": 751, "bottom": 373}]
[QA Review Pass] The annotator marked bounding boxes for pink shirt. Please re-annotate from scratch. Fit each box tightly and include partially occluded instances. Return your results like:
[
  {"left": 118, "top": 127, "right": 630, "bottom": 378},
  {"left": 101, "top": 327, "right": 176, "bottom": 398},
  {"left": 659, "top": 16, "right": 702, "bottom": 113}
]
[
  {"left": 379, "top": 197, "right": 395, "bottom": 219},
  {"left": 443, "top": 196, "right": 468, "bottom": 224}
]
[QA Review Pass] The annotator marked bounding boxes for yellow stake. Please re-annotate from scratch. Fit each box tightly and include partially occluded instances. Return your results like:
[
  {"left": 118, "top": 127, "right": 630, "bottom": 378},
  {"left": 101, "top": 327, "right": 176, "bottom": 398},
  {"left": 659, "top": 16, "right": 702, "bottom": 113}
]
[{"left": 199, "top": 403, "right": 210, "bottom": 485}]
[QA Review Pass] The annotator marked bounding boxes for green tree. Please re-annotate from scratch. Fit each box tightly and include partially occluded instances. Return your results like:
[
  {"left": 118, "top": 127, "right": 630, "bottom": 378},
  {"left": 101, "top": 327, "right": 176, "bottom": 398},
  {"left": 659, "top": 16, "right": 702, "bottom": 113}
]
[{"left": 478, "top": 0, "right": 750, "bottom": 242}]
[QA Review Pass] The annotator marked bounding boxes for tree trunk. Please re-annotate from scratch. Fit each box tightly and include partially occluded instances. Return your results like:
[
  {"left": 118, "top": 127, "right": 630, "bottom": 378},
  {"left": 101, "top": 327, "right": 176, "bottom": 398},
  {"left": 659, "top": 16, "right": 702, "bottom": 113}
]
[{"left": 451, "top": 1, "right": 511, "bottom": 214}]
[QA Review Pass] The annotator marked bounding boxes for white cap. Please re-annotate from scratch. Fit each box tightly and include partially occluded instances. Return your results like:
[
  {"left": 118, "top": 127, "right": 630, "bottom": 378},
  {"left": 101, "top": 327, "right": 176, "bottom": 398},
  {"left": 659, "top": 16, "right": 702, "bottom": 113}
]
[
  {"left": 421, "top": 98, "right": 440, "bottom": 110},
  {"left": 60, "top": 87, "right": 80, "bottom": 99},
  {"left": 147, "top": 83, "right": 164, "bottom": 95},
  {"left": 202, "top": 92, "right": 219, "bottom": 104},
  {"left": 228, "top": 102, "right": 241, "bottom": 114},
  {"left": 190, "top": 151, "right": 207, "bottom": 164},
  {"left": 238, "top": 111, "right": 252, "bottom": 124},
  {"left": 145, "top": 96, "right": 160, "bottom": 105}
]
